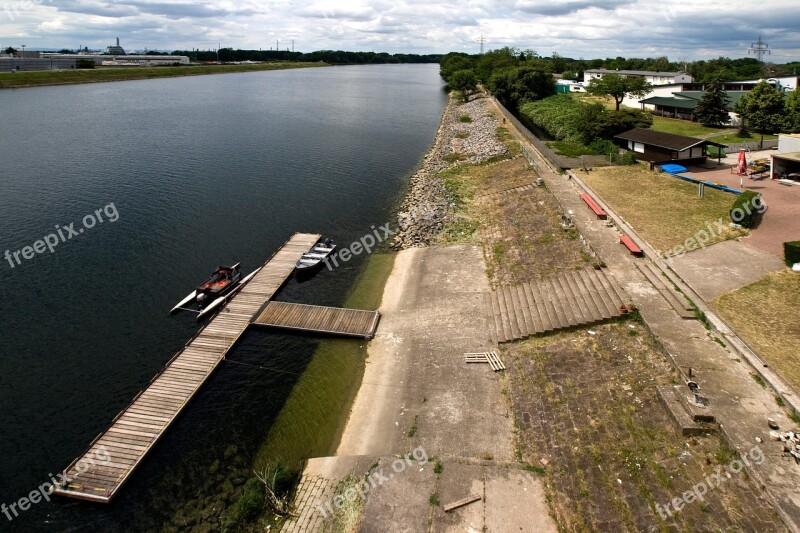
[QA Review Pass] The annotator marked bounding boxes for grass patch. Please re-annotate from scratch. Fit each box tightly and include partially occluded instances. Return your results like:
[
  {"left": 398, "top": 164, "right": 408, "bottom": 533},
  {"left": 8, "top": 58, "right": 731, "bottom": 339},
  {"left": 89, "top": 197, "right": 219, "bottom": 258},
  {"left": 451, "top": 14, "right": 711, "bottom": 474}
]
[
  {"left": 712, "top": 270, "right": 800, "bottom": 393},
  {"left": 548, "top": 141, "right": 597, "bottom": 157},
  {"left": 651, "top": 117, "right": 728, "bottom": 138},
  {"left": 0, "top": 62, "right": 324, "bottom": 89},
  {"left": 776, "top": 396, "right": 786, "bottom": 407},
  {"left": 790, "top": 410, "right": 800, "bottom": 425},
  {"left": 459, "top": 114, "right": 473, "bottom": 123},
  {"left": 444, "top": 152, "right": 469, "bottom": 163},
  {"left": 581, "top": 165, "right": 747, "bottom": 253},
  {"left": 434, "top": 460, "right": 443, "bottom": 474},
  {"left": 751, "top": 373, "right": 766, "bottom": 388},
  {"left": 455, "top": 131, "right": 470, "bottom": 139},
  {"left": 523, "top": 463, "right": 545, "bottom": 475},
  {"left": 407, "top": 415, "right": 418, "bottom": 437},
  {"left": 429, "top": 492, "right": 440, "bottom": 506},
  {"left": 328, "top": 474, "right": 368, "bottom": 532},
  {"left": 708, "top": 132, "right": 777, "bottom": 144}
]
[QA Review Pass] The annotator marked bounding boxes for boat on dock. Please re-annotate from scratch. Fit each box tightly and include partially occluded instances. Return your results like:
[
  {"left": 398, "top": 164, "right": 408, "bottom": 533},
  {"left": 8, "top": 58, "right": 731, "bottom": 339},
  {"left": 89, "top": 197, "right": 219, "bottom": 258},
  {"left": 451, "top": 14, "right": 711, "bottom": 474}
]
[
  {"left": 170, "top": 263, "right": 259, "bottom": 320},
  {"left": 295, "top": 237, "right": 336, "bottom": 272}
]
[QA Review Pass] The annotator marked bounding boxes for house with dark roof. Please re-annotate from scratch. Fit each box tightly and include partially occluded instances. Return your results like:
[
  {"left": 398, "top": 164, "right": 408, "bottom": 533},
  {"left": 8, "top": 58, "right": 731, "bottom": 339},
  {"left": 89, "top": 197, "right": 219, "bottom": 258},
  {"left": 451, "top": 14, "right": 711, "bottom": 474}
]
[
  {"left": 614, "top": 128, "right": 725, "bottom": 164},
  {"left": 638, "top": 91, "right": 750, "bottom": 121}
]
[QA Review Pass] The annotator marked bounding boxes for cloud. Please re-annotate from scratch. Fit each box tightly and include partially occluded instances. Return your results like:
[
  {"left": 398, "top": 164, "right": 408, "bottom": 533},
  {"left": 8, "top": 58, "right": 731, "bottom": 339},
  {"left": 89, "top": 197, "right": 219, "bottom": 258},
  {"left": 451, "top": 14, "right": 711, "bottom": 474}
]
[{"left": 1, "top": 0, "right": 798, "bottom": 61}]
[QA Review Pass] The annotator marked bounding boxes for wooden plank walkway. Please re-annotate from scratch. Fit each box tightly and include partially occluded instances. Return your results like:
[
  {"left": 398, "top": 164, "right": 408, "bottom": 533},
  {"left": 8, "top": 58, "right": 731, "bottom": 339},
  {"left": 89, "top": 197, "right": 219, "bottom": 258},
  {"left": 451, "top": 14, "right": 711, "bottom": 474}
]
[
  {"left": 53, "top": 232, "right": 321, "bottom": 503},
  {"left": 252, "top": 301, "right": 380, "bottom": 338},
  {"left": 487, "top": 268, "right": 633, "bottom": 343}
]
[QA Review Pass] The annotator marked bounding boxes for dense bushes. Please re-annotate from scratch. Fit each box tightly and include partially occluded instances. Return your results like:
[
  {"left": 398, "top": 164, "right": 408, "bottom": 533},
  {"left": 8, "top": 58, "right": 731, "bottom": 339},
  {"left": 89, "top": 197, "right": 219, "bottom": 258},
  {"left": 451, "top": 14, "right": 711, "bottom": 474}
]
[
  {"left": 729, "top": 190, "right": 763, "bottom": 228},
  {"left": 520, "top": 96, "right": 653, "bottom": 144},
  {"left": 784, "top": 241, "right": 800, "bottom": 266}
]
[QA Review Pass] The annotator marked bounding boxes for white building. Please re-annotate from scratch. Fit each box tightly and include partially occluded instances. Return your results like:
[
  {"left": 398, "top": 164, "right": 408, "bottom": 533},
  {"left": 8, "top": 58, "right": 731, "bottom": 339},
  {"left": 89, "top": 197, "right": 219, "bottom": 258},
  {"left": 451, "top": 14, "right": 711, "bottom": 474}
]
[{"left": 583, "top": 69, "right": 693, "bottom": 86}]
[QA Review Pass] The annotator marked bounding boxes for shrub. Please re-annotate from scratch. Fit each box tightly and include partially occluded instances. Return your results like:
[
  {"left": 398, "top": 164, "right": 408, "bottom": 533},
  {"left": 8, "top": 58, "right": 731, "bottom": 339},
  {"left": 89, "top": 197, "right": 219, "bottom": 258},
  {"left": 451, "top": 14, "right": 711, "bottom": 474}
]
[
  {"left": 784, "top": 241, "right": 800, "bottom": 266},
  {"left": 729, "top": 190, "right": 762, "bottom": 228},
  {"left": 76, "top": 59, "right": 95, "bottom": 69}
]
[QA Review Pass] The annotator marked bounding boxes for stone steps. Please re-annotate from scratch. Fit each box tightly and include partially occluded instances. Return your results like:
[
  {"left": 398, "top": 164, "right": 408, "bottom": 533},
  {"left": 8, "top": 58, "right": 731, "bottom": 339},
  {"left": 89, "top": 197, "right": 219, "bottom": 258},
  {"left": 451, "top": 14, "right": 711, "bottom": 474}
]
[
  {"left": 635, "top": 262, "right": 695, "bottom": 319},
  {"left": 487, "top": 268, "right": 633, "bottom": 343}
]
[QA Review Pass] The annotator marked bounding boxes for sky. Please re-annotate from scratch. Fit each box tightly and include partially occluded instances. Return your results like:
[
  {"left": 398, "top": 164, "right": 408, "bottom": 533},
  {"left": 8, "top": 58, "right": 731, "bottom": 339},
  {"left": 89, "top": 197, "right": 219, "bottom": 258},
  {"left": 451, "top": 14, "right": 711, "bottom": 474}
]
[{"left": 1, "top": 0, "right": 799, "bottom": 62}]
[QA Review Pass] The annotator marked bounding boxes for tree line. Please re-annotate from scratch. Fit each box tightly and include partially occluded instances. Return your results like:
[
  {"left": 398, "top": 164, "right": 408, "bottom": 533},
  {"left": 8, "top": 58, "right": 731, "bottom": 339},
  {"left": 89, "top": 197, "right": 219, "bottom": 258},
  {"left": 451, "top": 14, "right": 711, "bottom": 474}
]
[
  {"left": 168, "top": 49, "right": 442, "bottom": 65},
  {"left": 440, "top": 48, "right": 653, "bottom": 150}
]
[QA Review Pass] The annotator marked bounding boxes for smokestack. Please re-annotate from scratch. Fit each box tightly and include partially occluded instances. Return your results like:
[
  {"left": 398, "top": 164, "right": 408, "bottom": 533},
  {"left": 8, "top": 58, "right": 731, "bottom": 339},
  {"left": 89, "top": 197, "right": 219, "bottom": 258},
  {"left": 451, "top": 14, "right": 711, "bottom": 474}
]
[{"left": 116, "top": 37, "right": 120, "bottom": 46}]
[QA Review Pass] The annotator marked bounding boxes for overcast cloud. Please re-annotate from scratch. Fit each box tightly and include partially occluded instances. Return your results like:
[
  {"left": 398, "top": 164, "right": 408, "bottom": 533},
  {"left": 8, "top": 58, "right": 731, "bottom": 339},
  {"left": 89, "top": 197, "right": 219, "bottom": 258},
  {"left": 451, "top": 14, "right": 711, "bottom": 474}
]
[{"left": 0, "top": 0, "right": 798, "bottom": 61}]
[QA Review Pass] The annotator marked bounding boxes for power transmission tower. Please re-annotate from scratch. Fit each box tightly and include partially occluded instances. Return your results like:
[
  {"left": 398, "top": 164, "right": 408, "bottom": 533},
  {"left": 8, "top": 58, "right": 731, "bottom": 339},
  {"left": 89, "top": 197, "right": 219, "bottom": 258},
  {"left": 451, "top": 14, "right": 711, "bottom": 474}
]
[
  {"left": 748, "top": 35, "right": 770, "bottom": 63},
  {"left": 477, "top": 34, "right": 486, "bottom": 55}
]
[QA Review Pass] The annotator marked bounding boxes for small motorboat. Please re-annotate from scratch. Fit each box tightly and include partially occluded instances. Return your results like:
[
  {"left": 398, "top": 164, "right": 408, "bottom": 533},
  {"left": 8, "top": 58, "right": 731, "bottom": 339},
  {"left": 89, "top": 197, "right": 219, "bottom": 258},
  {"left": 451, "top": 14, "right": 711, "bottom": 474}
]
[
  {"left": 295, "top": 237, "right": 337, "bottom": 272},
  {"left": 170, "top": 263, "right": 260, "bottom": 320}
]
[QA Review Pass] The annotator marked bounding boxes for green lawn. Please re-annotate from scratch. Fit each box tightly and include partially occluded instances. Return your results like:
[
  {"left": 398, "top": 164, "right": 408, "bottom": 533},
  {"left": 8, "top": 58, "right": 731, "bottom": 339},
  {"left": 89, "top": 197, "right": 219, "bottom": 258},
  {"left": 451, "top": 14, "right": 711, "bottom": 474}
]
[
  {"left": 0, "top": 62, "right": 325, "bottom": 89},
  {"left": 651, "top": 116, "right": 778, "bottom": 144},
  {"left": 581, "top": 165, "right": 747, "bottom": 253}
]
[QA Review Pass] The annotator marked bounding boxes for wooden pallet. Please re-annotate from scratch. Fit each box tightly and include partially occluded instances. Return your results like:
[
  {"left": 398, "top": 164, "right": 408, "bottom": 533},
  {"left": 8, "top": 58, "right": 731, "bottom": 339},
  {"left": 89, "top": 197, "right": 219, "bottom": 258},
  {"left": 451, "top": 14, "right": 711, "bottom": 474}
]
[
  {"left": 464, "top": 352, "right": 506, "bottom": 371},
  {"left": 52, "top": 233, "right": 321, "bottom": 503}
]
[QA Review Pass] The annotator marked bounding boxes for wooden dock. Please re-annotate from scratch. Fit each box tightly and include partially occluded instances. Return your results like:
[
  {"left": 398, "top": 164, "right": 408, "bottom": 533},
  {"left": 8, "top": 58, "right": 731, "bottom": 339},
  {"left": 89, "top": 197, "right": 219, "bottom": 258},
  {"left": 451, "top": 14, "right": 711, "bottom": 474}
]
[
  {"left": 253, "top": 301, "right": 380, "bottom": 338},
  {"left": 53, "top": 233, "right": 320, "bottom": 503}
]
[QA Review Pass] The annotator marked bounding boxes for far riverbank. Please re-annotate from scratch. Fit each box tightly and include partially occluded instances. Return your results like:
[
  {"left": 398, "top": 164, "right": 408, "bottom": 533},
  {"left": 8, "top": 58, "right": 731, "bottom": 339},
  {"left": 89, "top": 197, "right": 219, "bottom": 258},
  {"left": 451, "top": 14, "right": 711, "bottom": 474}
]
[{"left": 0, "top": 61, "right": 326, "bottom": 89}]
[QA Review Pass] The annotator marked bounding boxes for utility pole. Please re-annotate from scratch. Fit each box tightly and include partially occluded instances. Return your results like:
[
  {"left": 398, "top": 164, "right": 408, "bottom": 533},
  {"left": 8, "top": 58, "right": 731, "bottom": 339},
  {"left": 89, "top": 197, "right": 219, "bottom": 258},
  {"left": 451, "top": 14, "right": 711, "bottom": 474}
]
[
  {"left": 748, "top": 35, "right": 770, "bottom": 63},
  {"left": 477, "top": 34, "right": 486, "bottom": 55},
  {"left": 276, "top": 40, "right": 279, "bottom": 53}
]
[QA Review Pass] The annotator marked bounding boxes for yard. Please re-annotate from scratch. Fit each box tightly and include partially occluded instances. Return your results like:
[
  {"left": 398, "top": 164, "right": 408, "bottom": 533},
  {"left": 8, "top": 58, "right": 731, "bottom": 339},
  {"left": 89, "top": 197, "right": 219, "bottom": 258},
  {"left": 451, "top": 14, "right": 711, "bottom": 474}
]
[
  {"left": 580, "top": 165, "right": 747, "bottom": 253},
  {"left": 651, "top": 117, "right": 777, "bottom": 145},
  {"left": 712, "top": 270, "right": 800, "bottom": 393},
  {"left": 504, "top": 323, "right": 784, "bottom": 531}
]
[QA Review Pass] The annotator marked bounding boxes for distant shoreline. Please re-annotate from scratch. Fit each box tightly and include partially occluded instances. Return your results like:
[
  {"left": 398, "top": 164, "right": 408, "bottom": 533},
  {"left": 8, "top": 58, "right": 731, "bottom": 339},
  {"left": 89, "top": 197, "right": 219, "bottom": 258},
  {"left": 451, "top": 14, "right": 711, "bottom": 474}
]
[{"left": 0, "top": 61, "right": 327, "bottom": 90}]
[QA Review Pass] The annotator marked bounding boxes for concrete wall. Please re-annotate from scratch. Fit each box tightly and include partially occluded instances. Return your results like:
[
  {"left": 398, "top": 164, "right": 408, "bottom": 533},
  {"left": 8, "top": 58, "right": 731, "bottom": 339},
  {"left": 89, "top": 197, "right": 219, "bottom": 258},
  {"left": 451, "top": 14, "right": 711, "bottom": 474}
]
[{"left": 778, "top": 134, "right": 800, "bottom": 153}]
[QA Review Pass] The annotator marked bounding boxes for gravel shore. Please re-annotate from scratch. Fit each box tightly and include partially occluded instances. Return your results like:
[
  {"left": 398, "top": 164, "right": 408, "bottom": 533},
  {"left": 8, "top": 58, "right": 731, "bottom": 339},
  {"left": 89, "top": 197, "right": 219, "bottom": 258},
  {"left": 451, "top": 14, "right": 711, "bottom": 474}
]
[{"left": 392, "top": 94, "right": 507, "bottom": 249}]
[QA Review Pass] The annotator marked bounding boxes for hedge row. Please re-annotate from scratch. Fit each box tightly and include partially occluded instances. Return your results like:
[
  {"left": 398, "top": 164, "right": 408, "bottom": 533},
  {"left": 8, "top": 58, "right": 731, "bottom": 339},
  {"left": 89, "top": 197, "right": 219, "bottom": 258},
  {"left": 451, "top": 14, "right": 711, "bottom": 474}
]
[{"left": 785, "top": 241, "right": 800, "bottom": 266}]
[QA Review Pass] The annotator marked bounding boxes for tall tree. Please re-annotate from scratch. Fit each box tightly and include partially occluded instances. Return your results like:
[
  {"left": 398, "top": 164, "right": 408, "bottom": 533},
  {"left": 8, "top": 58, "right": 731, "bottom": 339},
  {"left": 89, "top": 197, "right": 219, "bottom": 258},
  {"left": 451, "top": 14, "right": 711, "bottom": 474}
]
[
  {"left": 694, "top": 77, "right": 730, "bottom": 127},
  {"left": 785, "top": 90, "right": 800, "bottom": 133},
  {"left": 586, "top": 74, "right": 651, "bottom": 111},
  {"left": 734, "top": 80, "right": 785, "bottom": 147},
  {"left": 449, "top": 69, "right": 478, "bottom": 102}
]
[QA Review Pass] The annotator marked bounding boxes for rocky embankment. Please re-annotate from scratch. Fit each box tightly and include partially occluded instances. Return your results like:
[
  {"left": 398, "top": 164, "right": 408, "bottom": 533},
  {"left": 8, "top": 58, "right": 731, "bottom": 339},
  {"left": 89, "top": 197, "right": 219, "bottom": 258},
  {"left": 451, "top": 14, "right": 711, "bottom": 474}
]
[{"left": 391, "top": 95, "right": 507, "bottom": 249}]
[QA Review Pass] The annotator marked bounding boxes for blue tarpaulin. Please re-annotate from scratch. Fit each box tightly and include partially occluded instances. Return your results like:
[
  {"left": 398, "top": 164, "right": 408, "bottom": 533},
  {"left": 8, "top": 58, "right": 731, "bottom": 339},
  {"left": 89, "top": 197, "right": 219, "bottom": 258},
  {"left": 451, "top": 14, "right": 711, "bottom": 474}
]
[{"left": 660, "top": 164, "right": 688, "bottom": 174}]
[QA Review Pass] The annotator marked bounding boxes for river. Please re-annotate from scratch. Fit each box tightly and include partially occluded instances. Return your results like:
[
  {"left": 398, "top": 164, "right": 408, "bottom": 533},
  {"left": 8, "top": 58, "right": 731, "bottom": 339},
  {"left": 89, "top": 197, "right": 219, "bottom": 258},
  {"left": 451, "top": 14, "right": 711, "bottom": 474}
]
[{"left": 0, "top": 63, "right": 446, "bottom": 530}]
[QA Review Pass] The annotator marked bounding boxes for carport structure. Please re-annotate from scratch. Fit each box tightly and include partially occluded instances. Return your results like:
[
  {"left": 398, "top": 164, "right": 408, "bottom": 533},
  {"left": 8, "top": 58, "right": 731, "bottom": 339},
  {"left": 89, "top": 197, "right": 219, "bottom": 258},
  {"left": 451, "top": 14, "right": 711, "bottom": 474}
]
[{"left": 770, "top": 152, "right": 800, "bottom": 182}]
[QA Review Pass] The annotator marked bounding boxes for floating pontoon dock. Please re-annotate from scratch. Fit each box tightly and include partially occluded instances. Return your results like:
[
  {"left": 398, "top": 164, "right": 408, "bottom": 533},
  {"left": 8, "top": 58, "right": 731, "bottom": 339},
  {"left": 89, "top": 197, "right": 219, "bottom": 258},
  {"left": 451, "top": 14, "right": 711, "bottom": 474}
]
[
  {"left": 54, "top": 233, "right": 322, "bottom": 503},
  {"left": 253, "top": 301, "right": 380, "bottom": 338}
]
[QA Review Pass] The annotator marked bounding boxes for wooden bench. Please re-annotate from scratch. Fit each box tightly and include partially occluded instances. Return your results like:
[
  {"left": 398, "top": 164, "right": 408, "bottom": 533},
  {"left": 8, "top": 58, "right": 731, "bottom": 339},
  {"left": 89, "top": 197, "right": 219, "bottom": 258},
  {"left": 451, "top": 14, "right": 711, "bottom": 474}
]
[
  {"left": 619, "top": 235, "right": 644, "bottom": 256},
  {"left": 580, "top": 193, "right": 607, "bottom": 219}
]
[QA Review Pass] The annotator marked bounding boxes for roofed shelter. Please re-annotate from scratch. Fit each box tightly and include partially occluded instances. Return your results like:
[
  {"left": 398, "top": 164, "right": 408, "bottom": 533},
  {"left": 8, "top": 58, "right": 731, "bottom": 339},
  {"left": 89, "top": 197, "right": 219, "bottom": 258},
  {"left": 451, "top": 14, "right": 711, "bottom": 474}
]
[
  {"left": 770, "top": 152, "right": 800, "bottom": 183},
  {"left": 614, "top": 128, "right": 725, "bottom": 165}
]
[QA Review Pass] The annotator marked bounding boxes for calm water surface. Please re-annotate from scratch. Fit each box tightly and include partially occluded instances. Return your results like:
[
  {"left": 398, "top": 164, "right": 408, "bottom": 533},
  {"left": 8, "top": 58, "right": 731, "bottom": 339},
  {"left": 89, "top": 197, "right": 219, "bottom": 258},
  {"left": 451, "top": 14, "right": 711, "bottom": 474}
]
[{"left": 0, "top": 64, "right": 445, "bottom": 530}]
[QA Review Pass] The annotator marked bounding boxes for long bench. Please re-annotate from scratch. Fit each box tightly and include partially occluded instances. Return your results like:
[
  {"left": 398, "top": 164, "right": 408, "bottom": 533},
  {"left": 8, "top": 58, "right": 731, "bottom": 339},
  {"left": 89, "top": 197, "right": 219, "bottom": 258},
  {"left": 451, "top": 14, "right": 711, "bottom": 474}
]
[
  {"left": 619, "top": 235, "right": 644, "bottom": 256},
  {"left": 580, "top": 193, "right": 607, "bottom": 219}
]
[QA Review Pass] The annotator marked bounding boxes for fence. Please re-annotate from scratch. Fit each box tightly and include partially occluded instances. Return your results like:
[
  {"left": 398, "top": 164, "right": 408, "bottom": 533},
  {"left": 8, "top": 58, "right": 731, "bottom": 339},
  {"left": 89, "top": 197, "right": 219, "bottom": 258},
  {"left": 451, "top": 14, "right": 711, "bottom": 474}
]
[{"left": 724, "top": 140, "right": 779, "bottom": 153}]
